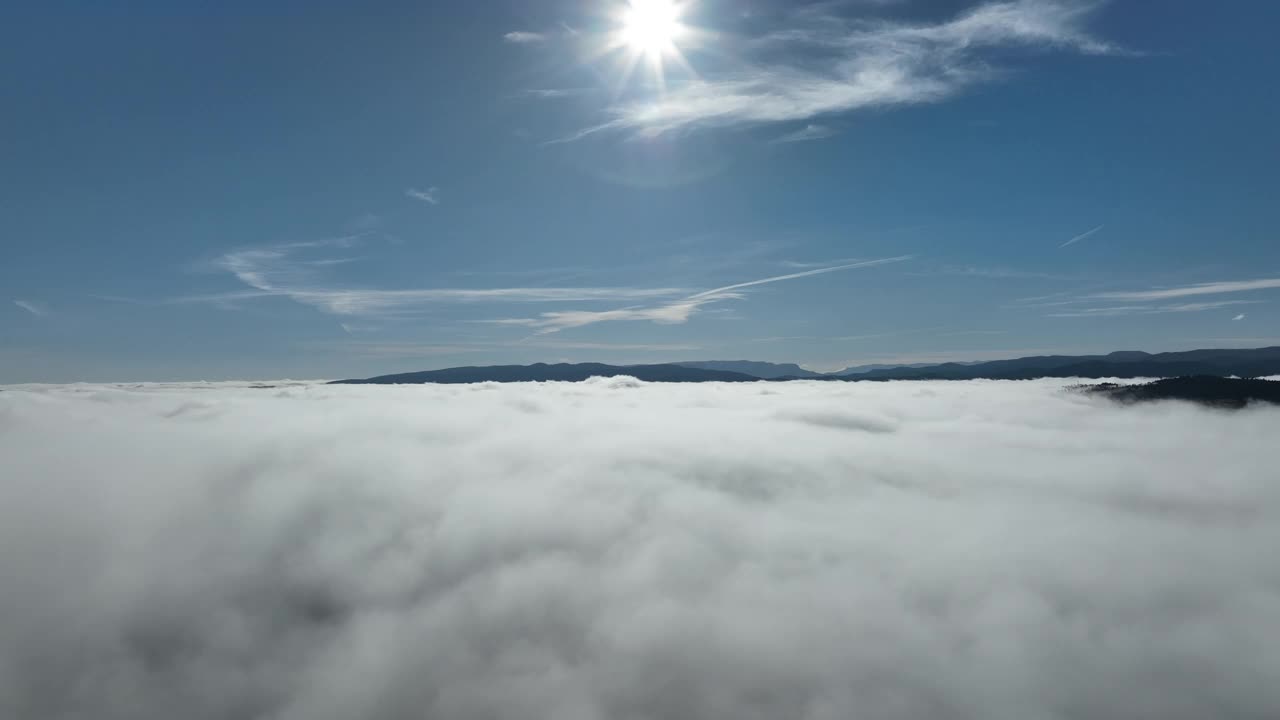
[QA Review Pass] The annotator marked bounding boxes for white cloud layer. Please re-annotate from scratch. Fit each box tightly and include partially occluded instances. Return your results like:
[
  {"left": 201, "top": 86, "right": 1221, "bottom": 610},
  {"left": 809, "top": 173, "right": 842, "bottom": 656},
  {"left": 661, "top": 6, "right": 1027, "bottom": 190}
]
[{"left": 2, "top": 379, "right": 1279, "bottom": 718}]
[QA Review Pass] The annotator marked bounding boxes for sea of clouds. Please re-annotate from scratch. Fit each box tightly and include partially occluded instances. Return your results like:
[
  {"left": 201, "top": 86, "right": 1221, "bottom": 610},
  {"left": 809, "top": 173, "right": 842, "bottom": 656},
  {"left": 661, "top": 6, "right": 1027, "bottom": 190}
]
[{"left": 2, "top": 377, "right": 1279, "bottom": 719}]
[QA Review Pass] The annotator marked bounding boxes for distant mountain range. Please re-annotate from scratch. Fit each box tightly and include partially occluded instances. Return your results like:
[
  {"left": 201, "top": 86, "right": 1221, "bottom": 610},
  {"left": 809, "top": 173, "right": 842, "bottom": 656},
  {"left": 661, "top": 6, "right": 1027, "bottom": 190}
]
[
  {"left": 333, "top": 346, "right": 1280, "bottom": 385},
  {"left": 331, "top": 363, "right": 758, "bottom": 385},
  {"left": 833, "top": 362, "right": 966, "bottom": 376},
  {"left": 670, "top": 360, "right": 952, "bottom": 377},
  {"left": 847, "top": 347, "right": 1280, "bottom": 381},
  {"left": 670, "top": 358, "right": 962, "bottom": 376},
  {"left": 670, "top": 361, "right": 824, "bottom": 379}
]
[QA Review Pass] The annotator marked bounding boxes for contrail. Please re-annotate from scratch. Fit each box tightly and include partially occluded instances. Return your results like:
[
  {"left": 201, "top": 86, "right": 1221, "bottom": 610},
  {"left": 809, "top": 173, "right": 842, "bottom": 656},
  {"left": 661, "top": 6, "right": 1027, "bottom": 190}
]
[
  {"left": 687, "top": 256, "right": 914, "bottom": 299},
  {"left": 1060, "top": 224, "right": 1103, "bottom": 248}
]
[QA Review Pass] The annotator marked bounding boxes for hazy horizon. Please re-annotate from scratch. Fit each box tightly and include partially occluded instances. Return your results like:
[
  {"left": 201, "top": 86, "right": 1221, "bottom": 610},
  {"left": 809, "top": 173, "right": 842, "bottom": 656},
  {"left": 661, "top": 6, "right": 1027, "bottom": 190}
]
[{"left": 6, "top": 339, "right": 1280, "bottom": 385}]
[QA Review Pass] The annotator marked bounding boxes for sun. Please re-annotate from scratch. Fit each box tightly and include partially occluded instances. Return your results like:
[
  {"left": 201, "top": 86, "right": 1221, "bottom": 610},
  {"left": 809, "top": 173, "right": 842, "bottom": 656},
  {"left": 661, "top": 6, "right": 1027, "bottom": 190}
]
[
  {"left": 619, "top": 0, "right": 686, "bottom": 57},
  {"left": 599, "top": 0, "right": 698, "bottom": 90}
]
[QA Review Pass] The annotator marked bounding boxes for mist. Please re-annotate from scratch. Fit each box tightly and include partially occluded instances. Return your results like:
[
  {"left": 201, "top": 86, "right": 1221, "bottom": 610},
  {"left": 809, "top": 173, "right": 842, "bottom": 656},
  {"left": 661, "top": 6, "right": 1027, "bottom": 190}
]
[{"left": 2, "top": 378, "right": 1278, "bottom": 719}]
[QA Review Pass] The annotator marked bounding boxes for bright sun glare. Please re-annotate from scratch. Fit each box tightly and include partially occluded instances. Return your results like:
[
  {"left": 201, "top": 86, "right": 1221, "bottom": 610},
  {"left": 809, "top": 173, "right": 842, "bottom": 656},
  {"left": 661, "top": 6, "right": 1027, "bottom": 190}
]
[{"left": 620, "top": 0, "right": 685, "bottom": 56}]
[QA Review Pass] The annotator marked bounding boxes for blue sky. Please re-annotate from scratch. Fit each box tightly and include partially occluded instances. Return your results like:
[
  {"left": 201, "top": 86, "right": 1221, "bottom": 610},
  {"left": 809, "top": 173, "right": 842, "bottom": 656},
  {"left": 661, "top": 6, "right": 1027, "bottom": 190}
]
[{"left": 3, "top": 0, "right": 1278, "bottom": 382}]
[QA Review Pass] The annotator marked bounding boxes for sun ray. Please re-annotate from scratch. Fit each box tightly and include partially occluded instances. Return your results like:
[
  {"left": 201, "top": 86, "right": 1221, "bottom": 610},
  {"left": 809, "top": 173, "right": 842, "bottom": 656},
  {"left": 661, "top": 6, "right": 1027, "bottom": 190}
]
[
  {"left": 621, "top": 0, "right": 683, "bottom": 55},
  {"left": 608, "top": 0, "right": 693, "bottom": 89}
]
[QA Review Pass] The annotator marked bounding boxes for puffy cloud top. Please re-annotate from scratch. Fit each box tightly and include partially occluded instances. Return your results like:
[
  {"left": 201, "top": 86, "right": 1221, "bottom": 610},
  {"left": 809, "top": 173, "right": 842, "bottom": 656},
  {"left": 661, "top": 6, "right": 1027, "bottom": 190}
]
[{"left": 2, "top": 379, "right": 1279, "bottom": 719}]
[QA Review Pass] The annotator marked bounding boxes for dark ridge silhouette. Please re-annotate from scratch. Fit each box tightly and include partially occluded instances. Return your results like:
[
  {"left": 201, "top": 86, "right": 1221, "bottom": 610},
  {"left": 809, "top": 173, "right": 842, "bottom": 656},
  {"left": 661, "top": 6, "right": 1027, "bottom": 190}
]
[
  {"left": 671, "top": 360, "right": 824, "bottom": 379},
  {"left": 330, "top": 347, "right": 1280, "bottom": 385},
  {"left": 330, "top": 362, "right": 759, "bottom": 385},
  {"left": 847, "top": 346, "right": 1280, "bottom": 381},
  {"left": 1079, "top": 376, "right": 1280, "bottom": 408},
  {"left": 834, "top": 362, "right": 958, "bottom": 376}
]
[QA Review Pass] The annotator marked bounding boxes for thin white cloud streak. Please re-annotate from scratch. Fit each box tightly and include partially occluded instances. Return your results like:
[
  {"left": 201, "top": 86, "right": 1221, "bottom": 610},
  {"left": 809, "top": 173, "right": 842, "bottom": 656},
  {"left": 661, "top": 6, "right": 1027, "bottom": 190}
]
[
  {"left": 522, "top": 88, "right": 595, "bottom": 99},
  {"left": 688, "top": 256, "right": 910, "bottom": 299},
  {"left": 295, "top": 288, "right": 688, "bottom": 314},
  {"left": 1060, "top": 223, "right": 1103, "bottom": 248},
  {"left": 1090, "top": 278, "right": 1280, "bottom": 302},
  {"left": 503, "top": 31, "right": 546, "bottom": 44},
  {"left": 1049, "top": 300, "right": 1262, "bottom": 318},
  {"left": 12, "top": 300, "right": 47, "bottom": 317},
  {"left": 911, "top": 264, "right": 1055, "bottom": 279},
  {"left": 1234, "top": 314, "right": 1247, "bottom": 321},
  {"left": 498, "top": 255, "right": 913, "bottom": 333},
  {"left": 780, "top": 257, "right": 867, "bottom": 269},
  {"left": 192, "top": 242, "right": 688, "bottom": 318},
  {"left": 405, "top": 187, "right": 440, "bottom": 205},
  {"left": 3, "top": 379, "right": 1279, "bottom": 719},
  {"left": 1018, "top": 278, "right": 1280, "bottom": 319},
  {"left": 773, "top": 123, "right": 837, "bottom": 143},
  {"left": 567, "top": 0, "right": 1121, "bottom": 139},
  {"left": 183, "top": 287, "right": 690, "bottom": 315}
]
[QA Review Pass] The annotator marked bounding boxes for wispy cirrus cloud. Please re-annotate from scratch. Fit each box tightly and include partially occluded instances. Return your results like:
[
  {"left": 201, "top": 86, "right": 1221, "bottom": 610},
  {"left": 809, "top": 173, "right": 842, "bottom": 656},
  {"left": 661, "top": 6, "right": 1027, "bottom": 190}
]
[
  {"left": 523, "top": 88, "right": 595, "bottom": 99},
  {"left": 910, "top": 263, "right": 1056, "bottom": 279},
  {"left": 1048, "top": 300, "right": 1262, "bottom": 318},
  {"left": 773, "top": 123, "right": 838, "bottom": 143},
  {"left": 780, "top": 257, "right": 868, "bottom": 269},
  {"left": 13, "top": 299, "right": 49, "bottom": 317},
  {"left": 186, "top": 239, "right": 687, "bottom": 318},
  {"left": 563, "top": 0, "right": 1122, "bottom": 140},
  {"left": 183, "top": 287, "right": 689, "bottom": 316},
  {"left": 1022, "top": 275, "right": 1280, "bottom": 319},
  {"left": 1233, "top": 313, "right": 1247, "bottom": 321},
  {"left": 405, "top": 187, "right": 440, "bottom": 205},
  {"left": 1060, "top": 224, "right": 1103, "bottom": 248},
  {"left": 1089, "top": 278, "right": 1280, "bottom": 302},
  {"left": 503, "top": 31, "right": 547, "bottom": 44},
  {"left": 492, "top": 256, "right": 913, "bottom": 333}
]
